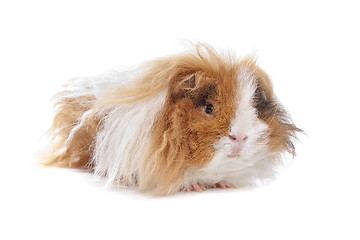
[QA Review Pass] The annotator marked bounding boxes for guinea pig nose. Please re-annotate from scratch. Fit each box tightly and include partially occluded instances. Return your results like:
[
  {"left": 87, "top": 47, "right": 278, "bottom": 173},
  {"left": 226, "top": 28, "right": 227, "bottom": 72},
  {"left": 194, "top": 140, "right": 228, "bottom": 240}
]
[{"left": 229, "top": 134, "right": 248, "bottom": 142}]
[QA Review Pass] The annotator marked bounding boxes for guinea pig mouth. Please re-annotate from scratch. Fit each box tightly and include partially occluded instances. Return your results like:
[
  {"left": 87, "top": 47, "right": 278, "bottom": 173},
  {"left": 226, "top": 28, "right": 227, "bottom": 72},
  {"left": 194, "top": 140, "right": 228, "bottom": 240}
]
[{"left": 227, "top": 144, "right": 244, "bottom": 158}]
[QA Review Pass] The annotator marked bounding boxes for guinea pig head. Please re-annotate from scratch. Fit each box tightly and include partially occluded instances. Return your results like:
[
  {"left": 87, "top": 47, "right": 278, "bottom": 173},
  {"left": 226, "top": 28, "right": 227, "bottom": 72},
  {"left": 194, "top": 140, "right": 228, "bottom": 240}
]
[{"left": 141, "top": 48, "right": 300, "bottom": 194}]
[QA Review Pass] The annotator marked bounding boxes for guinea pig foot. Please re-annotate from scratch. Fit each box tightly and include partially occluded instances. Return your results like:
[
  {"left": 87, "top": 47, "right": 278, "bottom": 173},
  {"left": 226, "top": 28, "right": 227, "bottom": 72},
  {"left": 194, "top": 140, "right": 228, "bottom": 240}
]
[
  {"left": 211, "top": 181, "right": 236, "bottom": 189},
  {"left": 180, "top": 183, "right": 207, "bottom": 192}
]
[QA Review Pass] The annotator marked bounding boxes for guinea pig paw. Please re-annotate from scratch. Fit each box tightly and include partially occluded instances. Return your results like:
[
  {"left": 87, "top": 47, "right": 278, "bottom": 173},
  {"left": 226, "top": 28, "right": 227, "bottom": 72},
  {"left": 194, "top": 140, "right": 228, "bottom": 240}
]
[
  {"left": 211, "top": 181, "right": 236, "bottom": 189},
  {"left": 180, "top": 183, "right": 206, "bottom": 192}
]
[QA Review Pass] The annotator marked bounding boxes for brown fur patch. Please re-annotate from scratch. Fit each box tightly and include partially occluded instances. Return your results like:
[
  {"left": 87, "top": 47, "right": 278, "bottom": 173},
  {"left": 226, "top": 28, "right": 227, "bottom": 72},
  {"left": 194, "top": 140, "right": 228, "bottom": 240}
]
[
  {"left": 245, "top": 58, "right": 302, "bottom": 156},
  {"left": 40, "top": 94, "right": 99, "bottom": 168},
  {"left": 140, "top": 45, "right": 240, "bottom": 194}
]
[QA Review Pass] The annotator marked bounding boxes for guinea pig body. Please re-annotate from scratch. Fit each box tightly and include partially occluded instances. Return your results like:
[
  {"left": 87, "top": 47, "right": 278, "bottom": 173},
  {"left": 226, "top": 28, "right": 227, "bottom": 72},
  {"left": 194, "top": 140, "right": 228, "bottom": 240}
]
[{"left": 42, "top": 44, "right": 301, "bottom": 194}]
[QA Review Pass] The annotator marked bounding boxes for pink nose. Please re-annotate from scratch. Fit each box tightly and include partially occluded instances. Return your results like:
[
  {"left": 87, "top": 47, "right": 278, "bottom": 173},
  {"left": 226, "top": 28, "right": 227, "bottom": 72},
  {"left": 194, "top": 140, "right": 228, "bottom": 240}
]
[
  {"left": 228, "top": 132, "right": 248, "bottom": 157},
  {"left": 229, "top": 133, "right": 248, "bottom": 143}
]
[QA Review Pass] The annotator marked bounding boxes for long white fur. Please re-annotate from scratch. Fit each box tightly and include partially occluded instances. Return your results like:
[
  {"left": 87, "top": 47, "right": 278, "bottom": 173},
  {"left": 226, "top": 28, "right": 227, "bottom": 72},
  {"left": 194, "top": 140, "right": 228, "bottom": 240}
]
[
  {"left": 92, "top": 89, "right": 168, "bottom": 185},
  {"left": 64, "top": 110, "right": 92, "bottom": 146},
  {"left": 55, "top": 67, "right": 167, "bottom": 186},
  {"left": 54, "top": 69, "right": 144, "bottom": 148},
  {"left": 60, "top": 68, "right": 145, "bottom": 99}
]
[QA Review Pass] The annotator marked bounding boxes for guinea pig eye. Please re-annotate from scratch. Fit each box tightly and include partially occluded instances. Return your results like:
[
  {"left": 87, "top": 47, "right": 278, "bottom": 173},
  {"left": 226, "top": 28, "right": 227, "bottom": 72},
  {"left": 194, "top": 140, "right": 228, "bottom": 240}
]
[{"left": 204, "top": 104, "right": 214, "bottom": 114}]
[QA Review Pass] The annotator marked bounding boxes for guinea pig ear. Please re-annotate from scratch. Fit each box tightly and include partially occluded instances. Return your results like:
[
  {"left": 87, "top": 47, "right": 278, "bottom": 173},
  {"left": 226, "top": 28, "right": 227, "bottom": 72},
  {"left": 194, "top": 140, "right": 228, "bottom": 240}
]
[
  {"left": 240, "top": 57, "right": 303, "bottom": 156},
  {"left": 170, "top": 73, "right": 197, "bottom": 103},
  {"left": 253, "top": 66, "right": 274, "bottom": 100},
  {"left": 241, "top": 57, "right": 274, "bottom": 100}
]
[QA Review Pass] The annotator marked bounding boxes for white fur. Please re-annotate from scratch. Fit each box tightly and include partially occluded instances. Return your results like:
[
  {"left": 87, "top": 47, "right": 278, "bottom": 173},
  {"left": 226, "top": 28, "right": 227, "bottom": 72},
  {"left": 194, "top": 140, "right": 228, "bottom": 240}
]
[
  {"left": 55, "top": 68, "right": 168, "bottom": 186},
  {"left": 65, "top": 110, "right": 92, "bottom": 146},
  {"left": 91, "top": 88, "right": 168, "bottom": 185},
  {"left": 182, "top": 66, "right": 275, "bottom": 187},
  {"left": 59, "top": 67, "right": 146, "bottom": 100},
  {"left": 52, "top": 68, "right": 143, "bottom": 149}
]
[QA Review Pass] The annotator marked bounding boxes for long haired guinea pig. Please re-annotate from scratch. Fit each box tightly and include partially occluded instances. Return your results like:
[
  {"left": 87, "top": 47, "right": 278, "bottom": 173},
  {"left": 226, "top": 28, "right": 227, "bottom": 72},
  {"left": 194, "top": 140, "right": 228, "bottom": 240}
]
[{"left": 41, "top": 44, "right": 301, "bottom": 194}]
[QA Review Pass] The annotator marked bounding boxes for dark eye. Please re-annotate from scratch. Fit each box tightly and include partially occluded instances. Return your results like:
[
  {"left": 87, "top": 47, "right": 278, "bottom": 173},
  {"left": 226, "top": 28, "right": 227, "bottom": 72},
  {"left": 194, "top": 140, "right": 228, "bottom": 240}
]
[{"left": 204, "top": 104, "right": 214, "bottom": 114}]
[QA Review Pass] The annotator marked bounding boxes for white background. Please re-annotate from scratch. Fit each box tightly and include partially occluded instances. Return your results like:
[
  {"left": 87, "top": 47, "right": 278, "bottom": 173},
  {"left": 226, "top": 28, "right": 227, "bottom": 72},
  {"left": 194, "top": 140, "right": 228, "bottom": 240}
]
[{"left": 1, "top": 1, "right": 359, "bottom": 239}]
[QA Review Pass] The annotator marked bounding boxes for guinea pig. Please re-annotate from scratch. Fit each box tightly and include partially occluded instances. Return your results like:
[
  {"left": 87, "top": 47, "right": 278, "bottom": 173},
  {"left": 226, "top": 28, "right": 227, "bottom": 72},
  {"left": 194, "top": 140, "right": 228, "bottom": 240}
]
[{"left": 41, "top": 44, "right": 301, "bottom": 194}]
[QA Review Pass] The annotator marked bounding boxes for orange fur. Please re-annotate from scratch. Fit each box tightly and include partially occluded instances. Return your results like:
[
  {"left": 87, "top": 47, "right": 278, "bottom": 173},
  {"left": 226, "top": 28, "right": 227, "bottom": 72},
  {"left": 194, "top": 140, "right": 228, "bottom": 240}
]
[
  {"left": 41, "top": 95, "right": 98, "bottom": 168},
  {"left": 140, "top": 46, "right": 240, "bottom": 194},
  {"left": 266, "top": 117, "right": 300, "bottom": 155}
]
